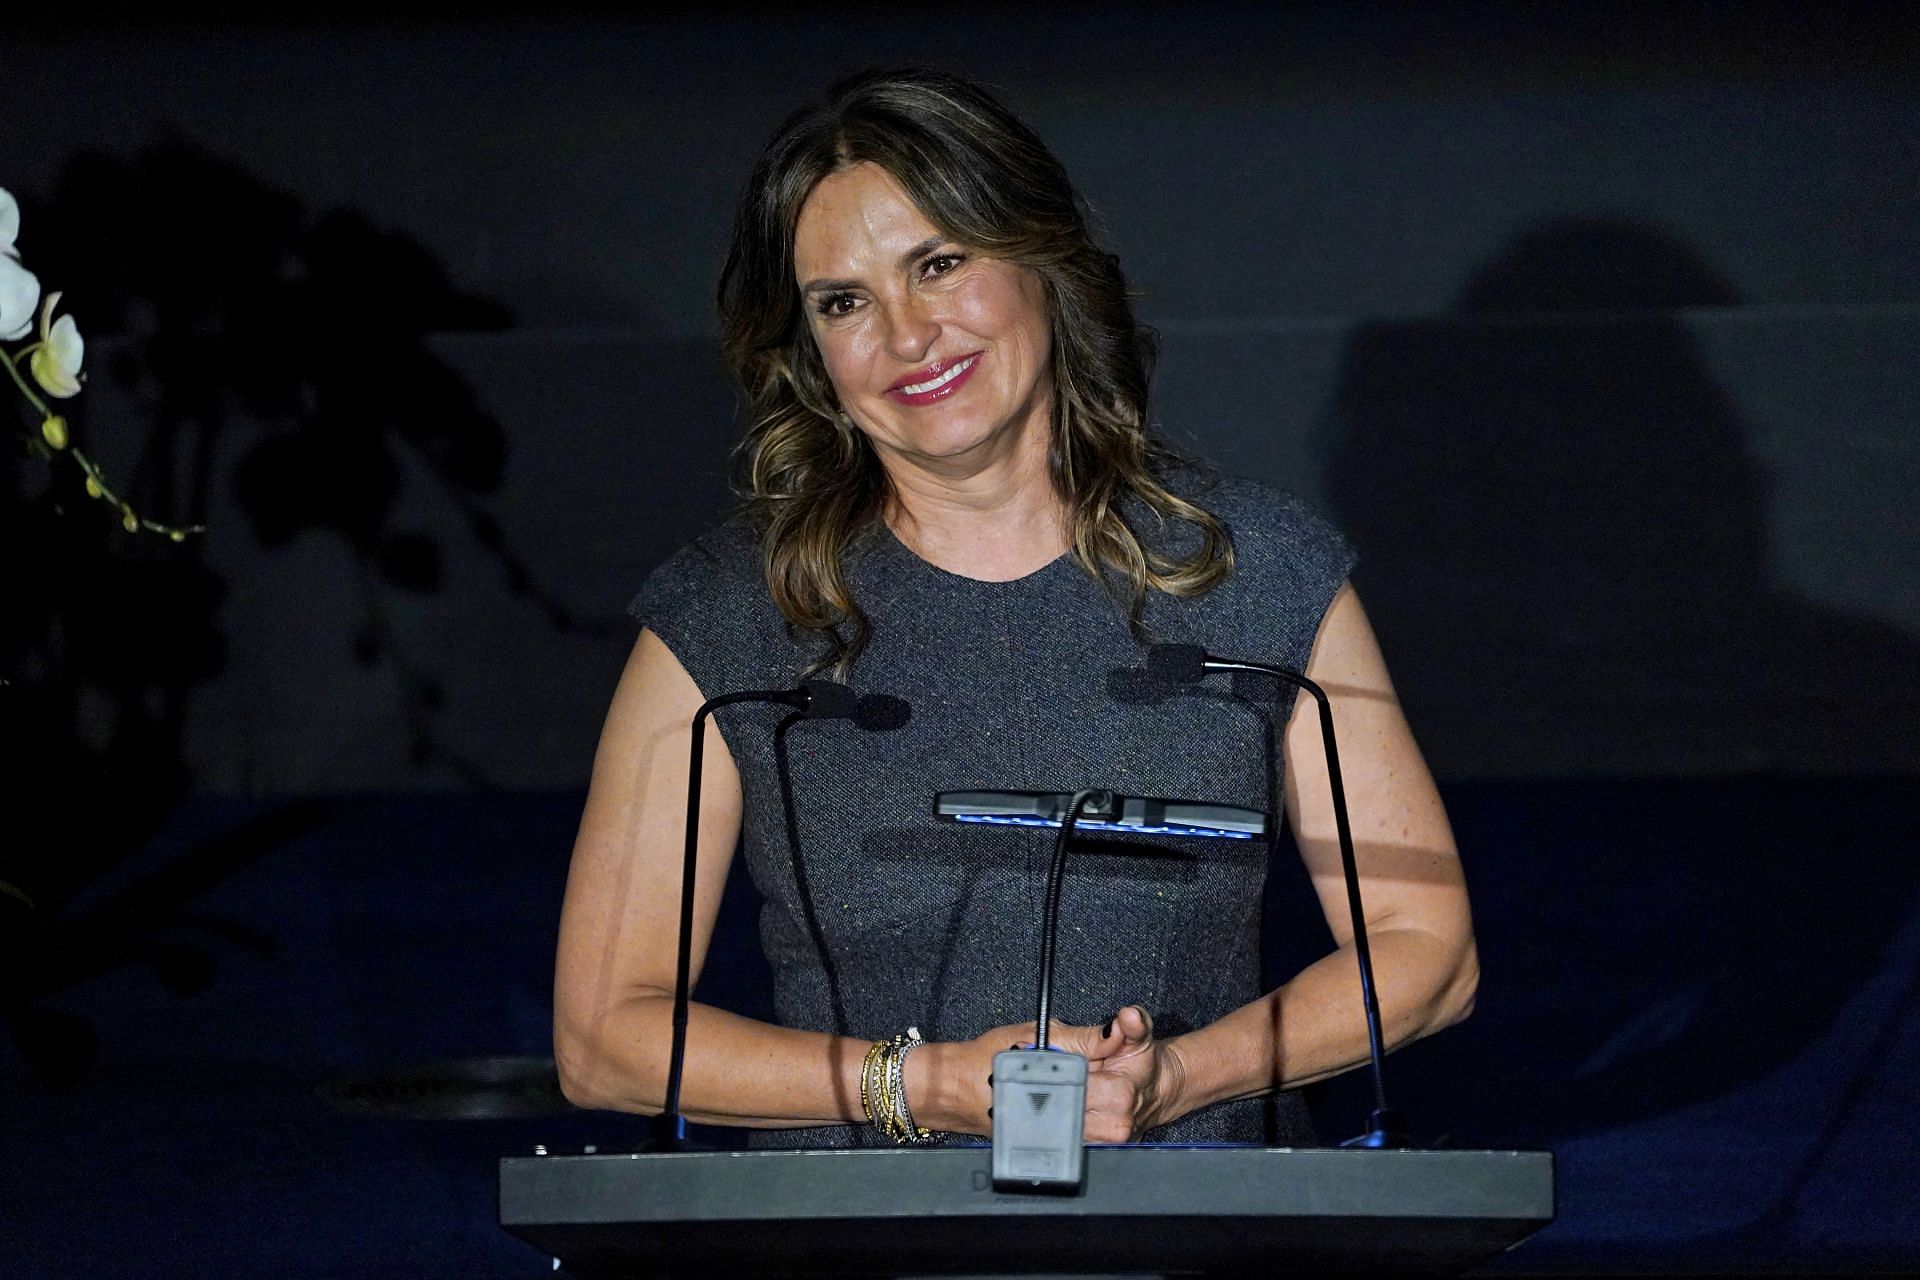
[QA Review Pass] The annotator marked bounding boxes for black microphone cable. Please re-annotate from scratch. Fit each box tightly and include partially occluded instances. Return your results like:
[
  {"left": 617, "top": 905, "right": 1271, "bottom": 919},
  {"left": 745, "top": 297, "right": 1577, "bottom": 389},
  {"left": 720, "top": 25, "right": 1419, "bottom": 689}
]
[
  {"left": 1146, "top": 643, "right": 1406, "bottom": 1149},
  {"left": 650, "top": 679, "right": 858, "bottom": 1152},
  {"left": 1033, "top": 788, "right": 1112, "bottom": 1050},
  {"left": 772, "top": 693, "right": 913, "bottom": 1075}
]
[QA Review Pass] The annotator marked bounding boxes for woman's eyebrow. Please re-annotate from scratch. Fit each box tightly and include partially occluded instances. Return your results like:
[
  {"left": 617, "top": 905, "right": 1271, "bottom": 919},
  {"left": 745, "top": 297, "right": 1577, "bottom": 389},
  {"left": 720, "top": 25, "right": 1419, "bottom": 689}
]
[
  {"left": 800, "top": 236, "right": 948, "bottom": 294},
  {"left": 895, "top": 235, "right": 947, "bottom": 270}
]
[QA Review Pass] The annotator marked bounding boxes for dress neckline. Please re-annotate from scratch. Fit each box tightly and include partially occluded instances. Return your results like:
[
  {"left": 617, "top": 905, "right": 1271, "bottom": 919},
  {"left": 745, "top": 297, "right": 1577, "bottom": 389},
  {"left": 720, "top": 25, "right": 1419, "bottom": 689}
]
[{"left": 877, "top": 520, "right": 1074, "bottom": 589}]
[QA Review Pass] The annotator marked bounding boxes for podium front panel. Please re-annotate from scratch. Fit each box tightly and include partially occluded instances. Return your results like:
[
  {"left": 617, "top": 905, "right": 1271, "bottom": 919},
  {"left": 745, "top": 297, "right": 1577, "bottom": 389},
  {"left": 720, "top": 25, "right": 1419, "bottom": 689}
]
[{"left": 499, "top": 1145, "right": 1554, "bottom": 1277}]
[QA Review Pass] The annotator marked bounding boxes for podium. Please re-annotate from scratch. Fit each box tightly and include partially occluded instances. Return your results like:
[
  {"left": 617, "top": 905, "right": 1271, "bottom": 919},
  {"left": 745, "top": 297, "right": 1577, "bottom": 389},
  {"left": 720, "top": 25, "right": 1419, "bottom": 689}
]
[{"left": 499, "top": 1145, "right": 1554, "bottom": 1277}]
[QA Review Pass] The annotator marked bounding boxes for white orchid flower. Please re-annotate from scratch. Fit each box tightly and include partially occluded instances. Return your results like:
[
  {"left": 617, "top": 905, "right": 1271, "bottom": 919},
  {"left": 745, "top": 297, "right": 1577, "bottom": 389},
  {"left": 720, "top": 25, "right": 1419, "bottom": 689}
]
[
  {"left": 29, "top": 291, "right": 83, "bottom": 398},
  {"left": 0, "top": 189, "right": 41, "bottom": 340},
  {"left": 0, "top": 187, "right": 20, "bottom": 259},
  {"left": 0, "top": 252, "right": 37, "bottom": 342}
]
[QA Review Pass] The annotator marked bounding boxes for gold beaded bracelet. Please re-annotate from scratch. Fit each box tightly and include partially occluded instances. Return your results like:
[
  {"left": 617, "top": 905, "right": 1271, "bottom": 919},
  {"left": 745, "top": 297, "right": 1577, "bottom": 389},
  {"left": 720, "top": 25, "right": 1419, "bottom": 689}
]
[{"left": 860, "top": 1027, "right": 939, "bottom": 1145}]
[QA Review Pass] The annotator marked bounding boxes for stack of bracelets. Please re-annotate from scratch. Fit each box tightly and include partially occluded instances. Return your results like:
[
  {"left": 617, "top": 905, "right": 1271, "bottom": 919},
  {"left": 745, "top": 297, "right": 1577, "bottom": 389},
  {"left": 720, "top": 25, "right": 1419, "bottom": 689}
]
[{"left": 860, "top": 1026, "right": 941, "bottom": 1145}]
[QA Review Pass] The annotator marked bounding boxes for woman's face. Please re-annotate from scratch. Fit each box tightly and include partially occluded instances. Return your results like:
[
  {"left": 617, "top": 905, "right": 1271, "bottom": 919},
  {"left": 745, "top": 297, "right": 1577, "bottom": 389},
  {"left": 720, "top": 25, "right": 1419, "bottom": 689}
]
[{"left": 792, "top": 162, "right": 1053, "bottom": 473}]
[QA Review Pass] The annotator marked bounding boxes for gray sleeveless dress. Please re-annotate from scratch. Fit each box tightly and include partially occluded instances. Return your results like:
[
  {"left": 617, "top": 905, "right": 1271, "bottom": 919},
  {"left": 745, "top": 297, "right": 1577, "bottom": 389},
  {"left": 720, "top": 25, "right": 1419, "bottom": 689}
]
[{"left": 630, "top": 471, "right": 1354, "bottom": 1148}]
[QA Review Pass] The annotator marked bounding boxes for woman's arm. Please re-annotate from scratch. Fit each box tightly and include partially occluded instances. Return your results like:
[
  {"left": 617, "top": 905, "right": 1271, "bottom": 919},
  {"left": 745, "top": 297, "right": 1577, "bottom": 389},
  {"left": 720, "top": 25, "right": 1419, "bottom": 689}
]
[
  {"left": 552, "top": 627, "right": 872, "bottom": 1126},
  {"left": 554, "top": 627, "right": 1107, "bottom": 1135},
  {"left": 1091, "top": 582, "right": 1479, "bottom": 1135}
]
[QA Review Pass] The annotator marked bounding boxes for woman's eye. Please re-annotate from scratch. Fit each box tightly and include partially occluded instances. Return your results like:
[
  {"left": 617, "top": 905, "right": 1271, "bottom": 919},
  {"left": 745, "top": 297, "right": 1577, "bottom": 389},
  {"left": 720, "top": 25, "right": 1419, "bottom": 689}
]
[
  {"left": 925, "top": 253, "right": 964, "bottom": 277},
  {"left": 815, "top": 292, "right": 858, "bottom": 318}
]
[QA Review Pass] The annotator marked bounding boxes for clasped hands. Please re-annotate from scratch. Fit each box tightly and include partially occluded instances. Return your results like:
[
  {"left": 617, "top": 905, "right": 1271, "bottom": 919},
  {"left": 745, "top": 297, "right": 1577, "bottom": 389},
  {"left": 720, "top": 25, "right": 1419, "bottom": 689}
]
[{"left": 904, "top": 1006, "right": 1187, "bottom": 1143}]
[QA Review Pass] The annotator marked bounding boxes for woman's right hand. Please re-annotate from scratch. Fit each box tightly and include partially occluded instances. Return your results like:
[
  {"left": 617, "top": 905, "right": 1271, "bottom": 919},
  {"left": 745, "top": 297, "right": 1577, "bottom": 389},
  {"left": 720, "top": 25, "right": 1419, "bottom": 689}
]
[
  {"left": 903, "top": 1020, "right": 1027, "bottom": 1136},
  {"left": 904, "top": 1016, "right": 1131, "bottom": 1138}
]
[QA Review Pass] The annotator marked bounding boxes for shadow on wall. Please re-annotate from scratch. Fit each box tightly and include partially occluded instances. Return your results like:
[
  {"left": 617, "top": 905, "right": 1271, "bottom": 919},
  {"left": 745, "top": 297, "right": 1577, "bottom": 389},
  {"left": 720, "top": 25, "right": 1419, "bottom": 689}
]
[
  {"left": 0, "top": 138, "right": 579, "bottom": 1091},
  {"left": 1320, "top": 216, "right": 1920, "bottom": 778},
  {"left": 1303, "top": 218, "right": 1920, "bottom": 1181}
]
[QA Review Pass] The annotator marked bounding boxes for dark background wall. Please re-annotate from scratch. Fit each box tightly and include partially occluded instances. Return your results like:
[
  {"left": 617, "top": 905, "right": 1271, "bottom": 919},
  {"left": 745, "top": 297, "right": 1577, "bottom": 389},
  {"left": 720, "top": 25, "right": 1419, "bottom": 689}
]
[
  {"left": 3, "top": 4, "right": 1917, "bottom": 1276},
  {"left": 4, "top": 1, "right": 1915, "bottom": 792}
]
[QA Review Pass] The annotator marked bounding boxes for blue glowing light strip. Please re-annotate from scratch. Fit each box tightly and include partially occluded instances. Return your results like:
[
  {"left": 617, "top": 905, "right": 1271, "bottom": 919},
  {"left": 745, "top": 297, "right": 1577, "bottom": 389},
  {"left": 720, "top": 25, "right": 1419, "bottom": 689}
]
[{"left": 950, "top": 813, "right": 1257, "bottom": 839}]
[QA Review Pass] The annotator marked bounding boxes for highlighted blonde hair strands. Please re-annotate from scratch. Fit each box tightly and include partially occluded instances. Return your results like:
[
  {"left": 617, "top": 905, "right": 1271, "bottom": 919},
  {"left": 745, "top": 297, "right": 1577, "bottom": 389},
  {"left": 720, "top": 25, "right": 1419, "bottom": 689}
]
[{"left": 718, "top": 68, "right": 1232, "bottom": 675}]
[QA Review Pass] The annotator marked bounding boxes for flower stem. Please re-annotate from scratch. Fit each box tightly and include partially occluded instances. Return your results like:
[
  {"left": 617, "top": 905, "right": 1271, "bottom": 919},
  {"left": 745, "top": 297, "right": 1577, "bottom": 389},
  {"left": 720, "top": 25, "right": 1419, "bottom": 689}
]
[
  {"left": 5, "top": 338, "right": 204, "bottom": 540},
  {"left": 0, "top": 877, "right": 37, "bottom": 911},
  {"left": 3, "top": 341, "right": 51, "bottom": 418}
]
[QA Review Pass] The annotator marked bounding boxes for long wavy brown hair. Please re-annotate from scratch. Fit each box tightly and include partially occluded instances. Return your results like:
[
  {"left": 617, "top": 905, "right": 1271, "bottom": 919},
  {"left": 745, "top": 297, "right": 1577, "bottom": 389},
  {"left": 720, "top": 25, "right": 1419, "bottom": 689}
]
[{"left": 719, "top": 67, "right": 1232, "bottom": 674}]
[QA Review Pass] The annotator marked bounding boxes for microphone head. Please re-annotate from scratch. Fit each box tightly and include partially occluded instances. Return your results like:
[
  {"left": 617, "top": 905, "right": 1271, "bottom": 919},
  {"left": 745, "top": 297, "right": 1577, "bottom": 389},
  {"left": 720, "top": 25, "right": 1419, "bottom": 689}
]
[
  {"left": 852, "top": 693, "right": 912, "bottom": 732},
  {"left": 1146, "top": 644, "right": 1210, "bottom": 685},
  {"left": 799, "top": 679, "right": 857, "bottom": 720}
]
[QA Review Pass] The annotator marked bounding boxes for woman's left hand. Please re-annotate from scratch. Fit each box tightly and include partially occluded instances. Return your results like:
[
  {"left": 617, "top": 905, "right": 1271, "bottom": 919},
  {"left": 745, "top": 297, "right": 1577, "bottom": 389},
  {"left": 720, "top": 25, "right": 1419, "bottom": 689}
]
[{"left": 1070, "top": 1005, "right": 1189, "bottom": 1142}]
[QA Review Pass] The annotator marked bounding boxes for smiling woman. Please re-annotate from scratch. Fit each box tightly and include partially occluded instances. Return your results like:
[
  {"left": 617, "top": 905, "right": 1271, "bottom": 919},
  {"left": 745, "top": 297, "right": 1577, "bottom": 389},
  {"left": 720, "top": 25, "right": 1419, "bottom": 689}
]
[
  {"left": 793, "top": 163, "right": 1055, "bottom": 536},
  {"left": 552, "top": 68, "right": 1476, "bottom": 1156},
  {"left": 718, "top": 69, "right": 1238, "bottom": 669}
]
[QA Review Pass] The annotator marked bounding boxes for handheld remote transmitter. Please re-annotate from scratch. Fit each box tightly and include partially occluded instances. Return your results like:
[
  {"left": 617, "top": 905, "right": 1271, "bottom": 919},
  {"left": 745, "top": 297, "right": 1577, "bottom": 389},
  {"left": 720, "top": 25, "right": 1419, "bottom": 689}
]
[{"left": 990, "top": 1047, "right": 1087, "bottom": 1192}]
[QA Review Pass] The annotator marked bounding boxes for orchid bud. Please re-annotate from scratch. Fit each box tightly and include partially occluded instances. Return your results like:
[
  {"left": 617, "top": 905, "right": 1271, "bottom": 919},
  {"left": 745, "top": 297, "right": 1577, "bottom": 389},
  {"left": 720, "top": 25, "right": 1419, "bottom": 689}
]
[
  {"left": 40, "top": 415, "right": 67, "bottom": 449},
  {"left": 122, "top": 510, "right": 138, "bottom": 533},
  {"left": 84, "top": 475, "right": 103, "bottom": 498}
]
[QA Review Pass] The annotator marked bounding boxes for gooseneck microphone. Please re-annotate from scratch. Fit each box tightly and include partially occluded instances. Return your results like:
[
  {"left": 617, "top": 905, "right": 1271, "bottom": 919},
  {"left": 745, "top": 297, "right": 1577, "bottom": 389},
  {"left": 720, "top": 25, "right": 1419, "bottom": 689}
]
[
  {"left": 987, "top": 787, "right": 1107, "bottom": 1191},
  {"left": 647, "top": 679, "right": 857, "bottom": 1153},
  {"left": 1146, "top": 644, "right": 1407, "bottom": 1149},
  {"left": 1034, "top": 789, "right": 1113, "bottom": 1050}
]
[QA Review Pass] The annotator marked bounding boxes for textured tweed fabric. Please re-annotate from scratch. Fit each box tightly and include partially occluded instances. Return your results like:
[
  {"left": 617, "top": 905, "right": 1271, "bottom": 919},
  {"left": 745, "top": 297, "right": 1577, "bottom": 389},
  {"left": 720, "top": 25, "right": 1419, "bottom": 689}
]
[{"left": 629, "top": 471, "right": 1355, "bottom": 1148}]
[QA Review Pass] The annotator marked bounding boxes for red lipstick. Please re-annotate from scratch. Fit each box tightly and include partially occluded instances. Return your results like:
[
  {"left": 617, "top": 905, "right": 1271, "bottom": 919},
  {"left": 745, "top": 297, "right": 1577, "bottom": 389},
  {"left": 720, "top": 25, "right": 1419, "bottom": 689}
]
[{"left": 885, "top": 351, "right": 984, "bottom": 406}]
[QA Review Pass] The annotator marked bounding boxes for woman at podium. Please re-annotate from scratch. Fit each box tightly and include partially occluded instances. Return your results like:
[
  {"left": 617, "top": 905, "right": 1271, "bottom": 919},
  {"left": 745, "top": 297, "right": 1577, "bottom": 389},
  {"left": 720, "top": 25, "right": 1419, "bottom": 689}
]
[{"left": 553, "top": 68, "right": 1477, "bottom": 1149}]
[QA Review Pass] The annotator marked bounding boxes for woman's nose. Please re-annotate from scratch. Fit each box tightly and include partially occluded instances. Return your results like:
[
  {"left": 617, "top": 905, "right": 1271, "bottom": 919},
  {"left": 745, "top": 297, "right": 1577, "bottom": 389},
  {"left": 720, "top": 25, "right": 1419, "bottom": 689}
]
[{"left": 880, "top": 297, "right": 941, "bottom": 364}]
